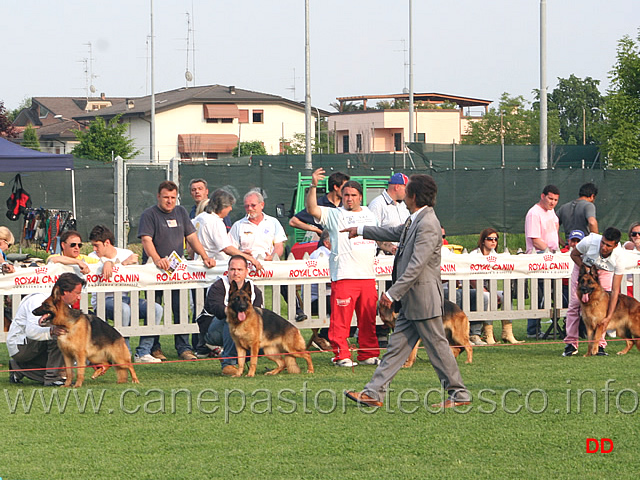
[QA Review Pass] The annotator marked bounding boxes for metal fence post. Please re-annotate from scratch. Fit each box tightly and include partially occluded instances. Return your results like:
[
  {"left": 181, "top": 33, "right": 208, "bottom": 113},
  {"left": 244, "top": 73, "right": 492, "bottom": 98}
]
[{"left": 114, "top": 155, "right": 126, "bottom": 248}]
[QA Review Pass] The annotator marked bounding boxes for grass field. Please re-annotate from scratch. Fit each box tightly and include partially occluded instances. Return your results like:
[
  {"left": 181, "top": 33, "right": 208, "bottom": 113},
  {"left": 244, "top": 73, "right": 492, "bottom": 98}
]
[{"left": 1, "top": 321, "right": 639, "bottom": 480}]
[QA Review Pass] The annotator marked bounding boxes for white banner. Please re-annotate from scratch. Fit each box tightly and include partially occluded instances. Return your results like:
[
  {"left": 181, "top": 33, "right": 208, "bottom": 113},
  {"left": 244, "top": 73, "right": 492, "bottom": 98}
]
[{"left": 2, "top": 251, "right": 639, "bottom": 296}]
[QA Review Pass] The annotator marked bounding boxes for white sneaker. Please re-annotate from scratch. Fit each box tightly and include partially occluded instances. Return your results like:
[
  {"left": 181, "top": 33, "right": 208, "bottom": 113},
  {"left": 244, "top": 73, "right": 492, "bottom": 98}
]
[
  {"left": 361, "top": 357, "right": 381, "bottom": 366},
  {"left": 606, "top": 329, "right": 617, "bottom": 338},
  {"left": 135, "top": 354, "right": 161, "bottom": 363},
  {"left": 332, "top": 357, "right": 358, "bottom": 367}
]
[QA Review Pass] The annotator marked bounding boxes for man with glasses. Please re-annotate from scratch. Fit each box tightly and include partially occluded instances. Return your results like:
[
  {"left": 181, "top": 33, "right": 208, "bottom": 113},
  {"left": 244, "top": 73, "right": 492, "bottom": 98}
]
[{"left": 47, "top": 230, "right": 99, "bottom": 277}]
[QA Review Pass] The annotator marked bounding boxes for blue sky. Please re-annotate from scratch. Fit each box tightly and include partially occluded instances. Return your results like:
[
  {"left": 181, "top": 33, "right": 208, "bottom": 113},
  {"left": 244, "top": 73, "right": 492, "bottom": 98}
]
[{"left": 2, "top": 0, "right": 638, "bottom": 111}]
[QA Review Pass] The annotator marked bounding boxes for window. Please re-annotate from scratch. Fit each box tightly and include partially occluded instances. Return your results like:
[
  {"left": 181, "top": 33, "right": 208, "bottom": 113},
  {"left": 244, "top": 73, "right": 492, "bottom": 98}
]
[
  {"left": 356, "top": 134, "right": 362, "bottom": 152},
  {"left": 239, "top": 109, "right": 249, "bottom": 124},
  {"left": 414, "top": 132, "right": 426, "bottom": 142},
  {"left": 279, "top": 141, "right": 291, "bottom": 154},
  {"left": 39, "top": 106, "right": 50, "bottom": 119},
  {"left": 394, "top": 133, "right": 403, "bottom": 151},
  {"left": 342, "top": 135, "right": 350, "bottom": 153},
  {"left": 221, "top": 118, "right": 233, "bottom": 124},
  {"left": 252, "top": 109, "right": 264, "bottom": 123}
]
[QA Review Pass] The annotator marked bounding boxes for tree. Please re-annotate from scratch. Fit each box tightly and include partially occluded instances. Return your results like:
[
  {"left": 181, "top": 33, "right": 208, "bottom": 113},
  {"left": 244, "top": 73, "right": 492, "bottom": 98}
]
[
  {"left": 548, "top": 74, "right": 603, "bottom": 145},
  {"left": 0, "top": 101, "right": 17, "bottom": 138},
  {"left": 22, "top": 124, "right": 41, "bottom": 151},
  {"left": 279, "top": 133, "right": 314, "bottom": 154},
  {"left": 598, "top": 31, "right": 640, "bottom": 168},
  {"left": 232, "top": 140, "right": 267, "bottom": 157},
  {"left": 463, "top": 93, "right": 561, "bottom": 145},
  {"left": 72, "top": 114, "right": 141, "bottom": 162}
]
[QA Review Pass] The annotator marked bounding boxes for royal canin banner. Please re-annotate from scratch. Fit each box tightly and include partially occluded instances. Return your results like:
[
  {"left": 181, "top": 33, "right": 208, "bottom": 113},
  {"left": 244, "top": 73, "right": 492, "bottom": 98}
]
[{"left": 1, "top": 251, "right": 639, "bottom": 296}]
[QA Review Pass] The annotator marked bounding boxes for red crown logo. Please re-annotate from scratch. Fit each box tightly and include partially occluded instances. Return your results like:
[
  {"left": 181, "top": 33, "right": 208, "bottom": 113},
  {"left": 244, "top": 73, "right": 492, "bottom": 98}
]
[
  {"left": 176, "top": 263, "right": 187, "bottom": 271},
  {"left": 306, "top": 260, "right": 317, "bottom": 268},
  {"left": 35, "top": 267, "right": 48, "bottom": 274},
  {"left": 486, "top": 255, "right": 497, "bottom": 263},
  {"left": 543, "top": 254, "right": 554, "bottom": 262},
  {"left": 373, "top": 258, "right": 380, "bottom": 265},
  {"left": 112, "top": 265, "right": 119, "bottom": 273}
]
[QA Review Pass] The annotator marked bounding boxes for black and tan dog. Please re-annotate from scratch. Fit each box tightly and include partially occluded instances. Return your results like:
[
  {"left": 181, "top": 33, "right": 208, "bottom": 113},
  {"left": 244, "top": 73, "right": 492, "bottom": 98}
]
[
  {"left": 33, "top": 285, "right": 139, "bottom": 387},
  {"left": 226, "top": 281, "right": 314, "bottom": 377},
  {"left": 578, "top": 264, "right": 640, "bottom": 356},
  {"left": 378, "top": 299, "right": 473, "bottom": 366}
]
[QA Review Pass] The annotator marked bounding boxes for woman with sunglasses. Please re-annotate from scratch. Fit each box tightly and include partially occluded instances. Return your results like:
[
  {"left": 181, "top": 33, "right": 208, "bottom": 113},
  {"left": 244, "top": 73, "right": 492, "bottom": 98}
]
[
  {"left": 470, "top": 228, "right": 523, "bottom": 344},
  {"left": 0, "top": 226, "right": 15, "bottom": 273},
  {"left": 623, "top": 222, "right": 640, "bottom": 296}
]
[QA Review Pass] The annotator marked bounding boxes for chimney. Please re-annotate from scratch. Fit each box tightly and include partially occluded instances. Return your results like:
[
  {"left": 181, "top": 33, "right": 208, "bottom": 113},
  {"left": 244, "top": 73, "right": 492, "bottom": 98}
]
[
  {"left": 126, "top": 99, "right": 135, "bottom": 109},
  {"left": 229, "top": 86, "right": 236, "bottom": 95},
  {"left": 101, "top": 92, "right": 106, "bottom": 101}
]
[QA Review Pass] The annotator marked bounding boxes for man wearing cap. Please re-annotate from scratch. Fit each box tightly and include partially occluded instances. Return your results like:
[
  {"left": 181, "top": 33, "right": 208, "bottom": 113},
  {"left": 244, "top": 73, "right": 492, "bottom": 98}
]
[
  {"left": 556, "top": 182, "right": 598, "bottom": 243},
  {"left": 367, "top": 173, "right": 410, "bottom": 255}
]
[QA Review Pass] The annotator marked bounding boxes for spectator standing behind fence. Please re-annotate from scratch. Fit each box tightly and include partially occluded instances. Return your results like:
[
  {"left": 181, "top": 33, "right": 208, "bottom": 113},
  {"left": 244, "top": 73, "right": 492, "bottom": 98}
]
[
  {"left": 524, "top": 184, "right": 560, "bottom": 338},
  {"left": 623, "top": 222, "right": 640, "bottom": 297},
  {"left": 306, "top": 230, "right": 333, "bottom": 351},
  {"left": 138, "top": 180, "right": 216, "bottom": 361},
  {"left": 556, "top": 182, "right": 598, "bottom": 242},
  {"left": 7, "top": 273, "right": 83, "bottom": 386},
  {"left": 470, "top": 228, "right": 523, "bottom": 345},
  {"left": 230, "top": 189, "right": 307, "bottom": 322},
  {"left": 289, "top": 171, "right": 349, "bottom": 241},
  {"left": 563, "top": 228, "right": 626, "bottom": 357},
  {"left": 88, "top": 225, "right": 163, "bottom": 364},
  {"left": 306, "top": 168, "right": 380, "bottom": 367},
  {"left": 0, "top": 226, "right": 15, "bottom": 273}
]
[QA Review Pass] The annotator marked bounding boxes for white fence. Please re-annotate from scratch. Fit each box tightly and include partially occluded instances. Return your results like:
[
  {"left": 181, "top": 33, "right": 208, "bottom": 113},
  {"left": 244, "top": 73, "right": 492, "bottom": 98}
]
[{"left": 2, "top": 252, "right": 640, "bottom": 343}]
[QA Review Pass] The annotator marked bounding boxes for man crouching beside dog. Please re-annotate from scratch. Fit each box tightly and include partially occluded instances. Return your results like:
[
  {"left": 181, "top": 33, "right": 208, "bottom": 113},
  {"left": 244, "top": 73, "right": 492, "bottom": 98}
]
[
  {"left": 198, "top": 255, "right": 264, "bottom": 376},
  {"left": 6, "top": 273, "right": 82, "bottom": 386}
]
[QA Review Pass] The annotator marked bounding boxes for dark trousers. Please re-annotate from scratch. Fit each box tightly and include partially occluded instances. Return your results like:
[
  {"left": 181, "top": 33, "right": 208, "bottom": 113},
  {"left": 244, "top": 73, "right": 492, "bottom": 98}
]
[
  {"left": 152, "top": 290, "right": 193, "bottom": 355},
  {"left": 11, "top": 338, "right": 64, "bottom": 384}
]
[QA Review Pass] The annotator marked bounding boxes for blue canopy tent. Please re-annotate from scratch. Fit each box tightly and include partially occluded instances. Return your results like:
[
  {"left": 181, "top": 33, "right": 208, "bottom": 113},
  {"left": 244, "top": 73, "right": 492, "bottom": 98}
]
[{"left": 0, "top": 137, "right": 76, "bottom": 217}]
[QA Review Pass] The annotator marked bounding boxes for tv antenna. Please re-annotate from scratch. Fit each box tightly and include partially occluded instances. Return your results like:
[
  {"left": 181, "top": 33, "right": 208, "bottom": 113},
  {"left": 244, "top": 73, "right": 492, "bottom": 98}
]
[
  {"left": 83, "top": 42, "right": 98, "bottom": 98},
  {"left": 184, "top": 4, "right": 196, "bottom": 86}
]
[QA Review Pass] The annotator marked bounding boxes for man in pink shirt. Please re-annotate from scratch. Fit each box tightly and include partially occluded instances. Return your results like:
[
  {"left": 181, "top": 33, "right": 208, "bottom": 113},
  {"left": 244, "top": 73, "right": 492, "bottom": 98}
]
[{"left": 524, "top": 185, "right": 560, "bottom": 338}]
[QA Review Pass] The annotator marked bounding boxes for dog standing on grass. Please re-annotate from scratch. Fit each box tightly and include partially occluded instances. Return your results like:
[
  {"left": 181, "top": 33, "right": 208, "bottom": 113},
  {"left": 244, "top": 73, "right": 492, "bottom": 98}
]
[
  {"left": 226, "top": 281, "right": 314, "bottom": 377},
  {"left": 578, "top": 264, "right": 640, "bottom": 356},
  {"left": 34, "top": 272, "right": 139, "bottom": 388}
]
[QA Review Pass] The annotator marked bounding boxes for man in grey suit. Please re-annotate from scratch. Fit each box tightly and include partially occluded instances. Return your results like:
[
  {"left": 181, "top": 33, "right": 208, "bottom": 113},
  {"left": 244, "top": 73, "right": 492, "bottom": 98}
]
[{"left": 343, "top": 174, "right": 471, "bottom": 408}]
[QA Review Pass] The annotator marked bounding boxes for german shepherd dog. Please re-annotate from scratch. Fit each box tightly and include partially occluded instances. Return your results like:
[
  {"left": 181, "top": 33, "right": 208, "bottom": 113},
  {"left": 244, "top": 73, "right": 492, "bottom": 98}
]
[
  {"left": 578, "top": 264, "right": 640, "bottom": 356},
  {"left": 33, "top": 285, "right": 139, "bottom": 387},
  {"left": 226, "top": 281, "right": 314, "bottom": 377},
  {"left": 378, "top": 299, "right": 473, "bottom": 366}
]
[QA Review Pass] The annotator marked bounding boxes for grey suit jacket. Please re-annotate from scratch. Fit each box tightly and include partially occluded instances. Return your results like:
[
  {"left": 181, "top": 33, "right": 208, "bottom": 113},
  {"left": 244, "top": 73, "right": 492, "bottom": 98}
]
[{"left": 363, "top": 206, "right": 444, "bottom": 321}]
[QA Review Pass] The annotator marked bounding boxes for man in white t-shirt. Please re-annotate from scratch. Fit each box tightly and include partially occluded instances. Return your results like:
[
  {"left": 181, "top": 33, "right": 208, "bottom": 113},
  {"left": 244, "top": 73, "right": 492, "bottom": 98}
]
[
  {"left": 230, "top": 190, "right": 306, "bottom": 321},
  {"left": 563, "top": 228, "right": 627, "bottom": 356},
  {"left": 524, "top": 184, "right": 560, "bottom": 338},
  {"left": 306, "top": 168, "right": 380, "bottom": 367},
  {"left": 88, "top": 225, "right": 163, "bottom": 363}
]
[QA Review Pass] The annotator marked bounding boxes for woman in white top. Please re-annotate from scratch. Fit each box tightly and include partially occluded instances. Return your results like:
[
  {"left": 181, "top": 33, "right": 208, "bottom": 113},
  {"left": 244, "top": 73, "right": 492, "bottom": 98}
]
[
  {"left": 471, "top": 228, "right": 523, "bottom": 345},
  {"left": 191, "top": 189, "right": 262, "bottom": 270}
]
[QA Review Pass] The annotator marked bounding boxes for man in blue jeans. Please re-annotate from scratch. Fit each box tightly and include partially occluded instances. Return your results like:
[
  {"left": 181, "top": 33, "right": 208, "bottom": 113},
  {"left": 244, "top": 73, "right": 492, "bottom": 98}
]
[
  {"left": 199, "top": 255, "right": 263, "bottom": 376},
  {"left": 89, "top": 225, "right": 163, "bottom": 363}
]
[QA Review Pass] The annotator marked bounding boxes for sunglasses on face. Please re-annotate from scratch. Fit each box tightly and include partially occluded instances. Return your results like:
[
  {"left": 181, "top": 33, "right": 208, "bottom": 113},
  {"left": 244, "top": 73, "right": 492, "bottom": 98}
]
[
  {"left": 0, "top": 239, "right": 12, "bottom": 247},
  {"left": 631, "top": 232, "right": 640, "bottom": 237},
  {"left": 67, "top": 242, "right": 83, "bottom": 248},
  {"left": 485, "top": 237, "right": 499, "bottom": 241}
]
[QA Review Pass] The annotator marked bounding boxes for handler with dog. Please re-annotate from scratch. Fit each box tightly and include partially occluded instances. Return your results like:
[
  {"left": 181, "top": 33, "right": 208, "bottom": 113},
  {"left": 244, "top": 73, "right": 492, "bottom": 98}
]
[{"left": 342, "top": 174, "right": 471, "bottom": 408}]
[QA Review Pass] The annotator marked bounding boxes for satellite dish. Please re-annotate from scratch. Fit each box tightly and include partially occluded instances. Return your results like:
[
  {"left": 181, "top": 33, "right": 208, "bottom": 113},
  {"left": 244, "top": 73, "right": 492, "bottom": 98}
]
[
  {"left": 185, "top": 70, "right": 193, "bottom": 82},
  {"left": 90, "top": 85, "right": 96, "bottom": 93},
  {"left": 402, "top": 87, "right": 409, "bottom": 94}
]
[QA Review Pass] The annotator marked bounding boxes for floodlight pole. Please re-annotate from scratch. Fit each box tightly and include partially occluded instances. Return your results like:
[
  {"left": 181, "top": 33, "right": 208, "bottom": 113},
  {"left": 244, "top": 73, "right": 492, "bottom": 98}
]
[
  {"left": 408, "top": 0, "right": 414, "bottom": 145},
  {"left": 539, "top": 0, "right": 548, "bottom": 169},
  {"left": 304, "top": 0, "right": 312, "bottom": 170}
]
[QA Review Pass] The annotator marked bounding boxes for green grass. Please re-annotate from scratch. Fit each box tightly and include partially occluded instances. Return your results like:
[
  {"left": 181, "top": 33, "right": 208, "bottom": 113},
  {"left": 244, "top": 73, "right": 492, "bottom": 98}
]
[{"left": 1, "top": 323, "right": 638, "bottom": 480}]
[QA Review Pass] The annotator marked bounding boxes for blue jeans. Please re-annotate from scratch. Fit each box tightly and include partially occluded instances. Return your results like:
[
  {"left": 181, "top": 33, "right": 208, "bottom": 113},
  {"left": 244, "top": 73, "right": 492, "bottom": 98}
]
[
  {"left": 105, "top": 295, "right": 163, "bottom": 357},
  {"left": 203, "top": 317, "right": 237, "bottom": 368},
  {"left": 153, "top": 290, "right": 194, "bottom": 355}
]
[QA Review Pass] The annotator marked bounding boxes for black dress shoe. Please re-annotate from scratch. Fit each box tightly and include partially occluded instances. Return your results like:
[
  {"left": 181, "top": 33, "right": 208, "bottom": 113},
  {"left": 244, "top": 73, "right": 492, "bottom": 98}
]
[{"left": 295, "top": 312, "right": 308, "bottom": 322}]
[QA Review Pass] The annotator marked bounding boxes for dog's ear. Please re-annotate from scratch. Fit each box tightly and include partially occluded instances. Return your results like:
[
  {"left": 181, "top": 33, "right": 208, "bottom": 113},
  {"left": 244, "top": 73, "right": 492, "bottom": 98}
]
[
  {"left": 242, "top": 281, "right": 252, "bottom": 296},
  {"left": 51, "top": 285, "right": 62, "bottom": 303},
  {"left": 229, "top": 281, "right": 239, "bottom": 295},
  {"left": 590, "top": 265, "right": 599, "bottom": 280}
]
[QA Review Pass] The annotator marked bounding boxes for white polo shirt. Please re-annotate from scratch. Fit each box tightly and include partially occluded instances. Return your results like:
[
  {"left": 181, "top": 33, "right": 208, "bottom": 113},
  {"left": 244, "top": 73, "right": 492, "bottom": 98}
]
[
  {"left": 229, "top": 213, "right": 287, "bottom": 259},
  {"left": 367, "top": 189, "right": 410, "bottom": 229},
  {"left": 193, "top": 212, "right": 232, "bottom": 262},
  {"left": 317, "top": 206, "right": 377, "bottom": 282}
]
